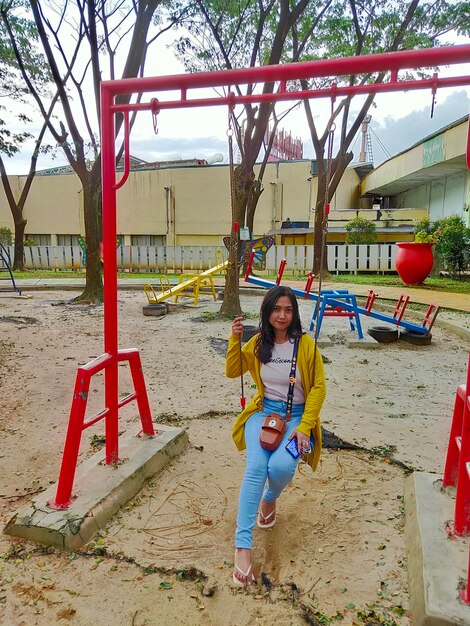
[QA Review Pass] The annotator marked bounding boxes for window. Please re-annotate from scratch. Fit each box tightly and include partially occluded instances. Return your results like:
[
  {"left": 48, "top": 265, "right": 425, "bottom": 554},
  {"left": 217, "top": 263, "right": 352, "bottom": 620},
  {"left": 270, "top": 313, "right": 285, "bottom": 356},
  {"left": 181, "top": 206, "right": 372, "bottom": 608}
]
[
  {"left": 25, "top": 234, "right": 51, "bottom": 246},
  {"left": 57, "top": 234, "right": 80, "bottom": 246},
  {"left": 130, "top": 235, "right": 164, "bottom": 246}
]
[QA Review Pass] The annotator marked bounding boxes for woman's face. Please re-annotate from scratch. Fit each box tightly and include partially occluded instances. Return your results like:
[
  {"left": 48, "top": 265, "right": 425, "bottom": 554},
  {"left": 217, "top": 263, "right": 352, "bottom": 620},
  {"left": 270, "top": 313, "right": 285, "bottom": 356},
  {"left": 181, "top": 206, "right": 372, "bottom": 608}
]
[{"left": 268, "top": 295, "right": 294, "bottom": 333}]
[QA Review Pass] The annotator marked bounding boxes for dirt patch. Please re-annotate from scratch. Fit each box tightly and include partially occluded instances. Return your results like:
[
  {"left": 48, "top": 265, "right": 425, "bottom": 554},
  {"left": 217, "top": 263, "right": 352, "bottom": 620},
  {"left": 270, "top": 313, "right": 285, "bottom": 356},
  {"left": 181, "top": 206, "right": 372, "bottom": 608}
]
[{"left": 0, "top": 289, "right": 468, "bottom": 625}]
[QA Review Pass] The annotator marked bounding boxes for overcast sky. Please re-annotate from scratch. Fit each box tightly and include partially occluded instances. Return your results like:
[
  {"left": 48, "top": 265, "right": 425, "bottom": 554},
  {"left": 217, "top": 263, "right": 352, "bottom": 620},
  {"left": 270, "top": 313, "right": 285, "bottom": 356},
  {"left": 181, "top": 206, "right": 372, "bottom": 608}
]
[
  {"left": 4, "top": 29, "right": 470, "bottom": 174},
  {"left": 6, "top": 87, "right": 469, "bottom": 175}
]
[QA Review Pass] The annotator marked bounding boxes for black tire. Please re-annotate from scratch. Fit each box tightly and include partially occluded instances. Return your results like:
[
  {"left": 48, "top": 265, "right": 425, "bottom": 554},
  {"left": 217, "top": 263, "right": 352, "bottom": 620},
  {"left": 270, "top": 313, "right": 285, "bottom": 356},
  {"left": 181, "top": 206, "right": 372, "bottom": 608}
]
[
  {"left": 242, "top": 325, "right": 259, "bottom": 342},
  {"left": 143, "top": 303, "right": 167, "bottom": 317},
  {"left": 399, "top": 328, "right": 432, "bottom": 345},
  {"left": 367, "top": 325, "right": 399, "bottom": 343}
]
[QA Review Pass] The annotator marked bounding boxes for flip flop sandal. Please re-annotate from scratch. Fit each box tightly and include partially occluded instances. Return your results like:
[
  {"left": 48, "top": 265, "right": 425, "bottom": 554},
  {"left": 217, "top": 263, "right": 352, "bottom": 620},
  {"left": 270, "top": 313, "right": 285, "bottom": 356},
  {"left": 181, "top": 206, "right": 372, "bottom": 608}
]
[
  {"left": 257, "top": 506, "right": 276, "bottom": 529},
  {"left": 232, "top": 562, "right": 255, "bottom": 587}
]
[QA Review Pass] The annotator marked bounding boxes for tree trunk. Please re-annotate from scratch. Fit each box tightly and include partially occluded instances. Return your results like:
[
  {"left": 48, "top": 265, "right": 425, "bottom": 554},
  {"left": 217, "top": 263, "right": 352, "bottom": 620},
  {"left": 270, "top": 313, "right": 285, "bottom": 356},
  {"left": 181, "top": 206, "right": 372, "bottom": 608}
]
[
  {"left": 313, "top": 194, "right": 328, "bottom": 276},
  {"left": 74, "top": 175, "right": 103, "bottom": 303},
  {"left": 12, "top": 218, "right": 26, "bottom": 271},
  {"left": 219, "top": 219, "right": 242, "bottom": 318},
  {"left": 220, "top": 164, "right": 253, "bottom": 317},
  {"left": 313, "top": 162, "right": 329, "bottom": 276},
  {"left": 312, "top": 152, "right": 353, "bottom": 276}
]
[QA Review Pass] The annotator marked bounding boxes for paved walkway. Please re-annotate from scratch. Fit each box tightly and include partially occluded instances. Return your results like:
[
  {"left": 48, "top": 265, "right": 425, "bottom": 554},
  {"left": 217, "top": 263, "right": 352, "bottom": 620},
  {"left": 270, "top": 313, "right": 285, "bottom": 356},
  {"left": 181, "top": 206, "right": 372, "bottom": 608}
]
[{"left": 2, "top": 276, "right": 470, "bottom": 313}]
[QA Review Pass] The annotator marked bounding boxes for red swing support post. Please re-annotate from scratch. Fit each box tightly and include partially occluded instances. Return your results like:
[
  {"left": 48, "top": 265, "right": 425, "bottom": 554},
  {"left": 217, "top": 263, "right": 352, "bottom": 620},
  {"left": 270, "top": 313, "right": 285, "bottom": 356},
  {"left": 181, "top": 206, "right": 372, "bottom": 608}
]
[{"left": 50, "top": 44, "right": 470, "bottom": 509}]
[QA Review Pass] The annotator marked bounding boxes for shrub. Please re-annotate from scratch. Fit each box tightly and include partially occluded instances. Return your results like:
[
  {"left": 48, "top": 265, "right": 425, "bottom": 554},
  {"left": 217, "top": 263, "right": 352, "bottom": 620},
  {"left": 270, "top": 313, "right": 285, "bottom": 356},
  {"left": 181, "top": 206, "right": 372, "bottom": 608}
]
[
  {"left": 433, "top": 215, "right": 470, "bottom": 277},
  {"left": 413, "top": 218, "right": 433, "bottom": 236},
  {"left": 345, "top": 217, "right": 377, "bottom": 245},
  {"left": 24, "top": 237, "right": 38, "bottom": 247},
  {"left": 0, "top": 227, "right": 13, "bottom": 246},
  {"left": 414, "top": 230, "right": 435, "bottom": 243}
]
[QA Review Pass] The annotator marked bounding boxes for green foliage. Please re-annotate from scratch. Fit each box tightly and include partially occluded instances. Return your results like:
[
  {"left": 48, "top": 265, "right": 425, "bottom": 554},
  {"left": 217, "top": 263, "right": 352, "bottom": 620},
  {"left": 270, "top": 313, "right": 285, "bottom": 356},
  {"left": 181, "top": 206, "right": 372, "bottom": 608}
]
[
  {"left": 434, "top": 215, "right": 470, "bottom": 277},
  {"left": 345, "top": 217, "right": 377, "bottom": 244},
  {"left": 414, "top": 230, "right": 435, "bottom": 243},
  {"left": 23, "top": 236, "right": 37, "bottom": 246},
  {"left": 413, "top": 215, "right": 470, "bottom": 277},
  {"left": 0, "top": 226, "right": 12, "bottom": 245},
  {"left": 414, "top": 218, "right": 433, "bottom": 235},
  {"left": 0, "top": 7, "right": 50, "bottom": 157}
]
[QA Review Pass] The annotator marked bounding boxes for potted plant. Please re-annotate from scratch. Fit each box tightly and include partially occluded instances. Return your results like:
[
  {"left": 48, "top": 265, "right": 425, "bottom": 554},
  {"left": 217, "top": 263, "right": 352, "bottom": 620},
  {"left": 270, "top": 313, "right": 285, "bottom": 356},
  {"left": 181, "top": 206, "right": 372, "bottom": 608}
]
[{"left": 395, "top": 228, "right": 436, "bottom": 286}]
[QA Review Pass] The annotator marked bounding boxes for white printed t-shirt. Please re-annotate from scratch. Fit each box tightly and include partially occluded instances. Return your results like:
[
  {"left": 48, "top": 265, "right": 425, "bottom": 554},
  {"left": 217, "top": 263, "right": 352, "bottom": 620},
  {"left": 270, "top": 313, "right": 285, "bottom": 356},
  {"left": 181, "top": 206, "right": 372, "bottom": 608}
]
[{"left": 260, "top": 339, "right": 305, "bottom": 404}]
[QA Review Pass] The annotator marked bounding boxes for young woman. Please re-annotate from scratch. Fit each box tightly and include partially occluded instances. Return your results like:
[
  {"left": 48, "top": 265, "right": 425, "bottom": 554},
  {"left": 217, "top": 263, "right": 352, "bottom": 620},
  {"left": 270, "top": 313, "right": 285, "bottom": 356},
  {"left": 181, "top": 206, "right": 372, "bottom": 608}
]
[{"left": 226, "top": 285, "right": 326, "bottom": 586}]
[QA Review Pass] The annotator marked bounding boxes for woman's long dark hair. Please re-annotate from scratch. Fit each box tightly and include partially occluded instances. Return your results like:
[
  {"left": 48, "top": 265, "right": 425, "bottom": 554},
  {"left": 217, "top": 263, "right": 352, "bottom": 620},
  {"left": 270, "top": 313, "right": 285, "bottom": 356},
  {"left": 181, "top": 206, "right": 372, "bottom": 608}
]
[{"left": 255, "top": 286, "right": 303, "bottom": 364}]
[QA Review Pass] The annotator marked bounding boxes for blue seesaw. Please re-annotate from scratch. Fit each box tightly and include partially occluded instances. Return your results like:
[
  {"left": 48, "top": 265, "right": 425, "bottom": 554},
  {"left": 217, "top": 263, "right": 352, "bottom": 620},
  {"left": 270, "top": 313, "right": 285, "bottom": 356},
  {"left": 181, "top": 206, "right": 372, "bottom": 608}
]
[{"left": 243, "top": 253, "right": 439, "bottom": 340}]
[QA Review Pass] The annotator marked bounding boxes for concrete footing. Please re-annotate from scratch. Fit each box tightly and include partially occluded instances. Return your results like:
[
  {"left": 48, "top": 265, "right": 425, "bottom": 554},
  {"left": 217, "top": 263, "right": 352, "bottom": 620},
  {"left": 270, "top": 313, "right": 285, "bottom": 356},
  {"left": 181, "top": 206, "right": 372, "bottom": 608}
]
[
  {"left": 4, "top": 424, "right": 188, "bottom": 551},
  {"left": 404, "top": 471, "right": 470, "bottom": 625}
]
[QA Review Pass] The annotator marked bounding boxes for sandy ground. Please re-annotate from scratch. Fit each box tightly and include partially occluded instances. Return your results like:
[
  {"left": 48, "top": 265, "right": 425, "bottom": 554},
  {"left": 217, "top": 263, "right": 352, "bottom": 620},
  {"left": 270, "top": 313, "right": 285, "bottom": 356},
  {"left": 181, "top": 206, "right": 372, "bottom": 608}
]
[{"left": 0, "top": 288, "right": 468, "bottom": 626}]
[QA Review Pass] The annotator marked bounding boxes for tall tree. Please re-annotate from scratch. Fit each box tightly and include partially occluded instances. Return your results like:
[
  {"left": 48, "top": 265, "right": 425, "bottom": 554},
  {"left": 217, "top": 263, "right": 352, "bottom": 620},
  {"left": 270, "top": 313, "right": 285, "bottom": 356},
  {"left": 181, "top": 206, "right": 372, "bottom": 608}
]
[
  {"left": 0, "top": 5, "right": 53, "bottom": 270},
  {"left": 2, "top": 0, "right": 175, "bottom": 301},
  {"left": 292, "top": 0, "right": 470, "bottom": 274},
  {"left": 177, "top": 0, "right": 470, "bottom": 289},
  {"left": 176, "top": 0, "right": 334, "bottom": 316}
]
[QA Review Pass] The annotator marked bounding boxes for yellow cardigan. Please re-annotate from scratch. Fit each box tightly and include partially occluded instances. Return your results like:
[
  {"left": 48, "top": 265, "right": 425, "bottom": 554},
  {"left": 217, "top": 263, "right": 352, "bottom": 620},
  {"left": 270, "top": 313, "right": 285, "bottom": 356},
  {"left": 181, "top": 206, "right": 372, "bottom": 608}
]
[{"left": 226, "top": 333, "right": 326, "bottom": 470}]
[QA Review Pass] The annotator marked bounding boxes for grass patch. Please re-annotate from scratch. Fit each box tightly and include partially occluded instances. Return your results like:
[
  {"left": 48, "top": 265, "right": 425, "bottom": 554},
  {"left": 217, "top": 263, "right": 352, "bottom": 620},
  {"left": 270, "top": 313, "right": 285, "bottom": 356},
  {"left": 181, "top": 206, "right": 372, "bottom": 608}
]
[
  {"left": 328, "top": 273, "right": 470, "bottom": 294},
  {"left": 262, "top": 271, "right": 470, "bottom": 294}
]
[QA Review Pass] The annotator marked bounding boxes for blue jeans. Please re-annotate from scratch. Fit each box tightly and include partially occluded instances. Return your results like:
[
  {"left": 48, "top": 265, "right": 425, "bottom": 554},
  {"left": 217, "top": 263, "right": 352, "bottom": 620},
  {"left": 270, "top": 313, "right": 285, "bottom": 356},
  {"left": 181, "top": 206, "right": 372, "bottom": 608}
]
[{"left": 235, "top": 398, "right": 305, "bottom": 549}]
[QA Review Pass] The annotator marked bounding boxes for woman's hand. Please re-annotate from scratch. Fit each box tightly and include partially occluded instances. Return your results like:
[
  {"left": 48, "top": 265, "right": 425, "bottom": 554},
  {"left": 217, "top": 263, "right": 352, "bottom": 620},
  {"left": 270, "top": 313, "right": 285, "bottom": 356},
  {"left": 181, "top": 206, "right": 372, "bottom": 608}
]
[
  {"left": 231, "top": 316, "right": 244, "bottom": 338},
  {"left": 289, "top": 430, "right": 312, "bottom": 455}
]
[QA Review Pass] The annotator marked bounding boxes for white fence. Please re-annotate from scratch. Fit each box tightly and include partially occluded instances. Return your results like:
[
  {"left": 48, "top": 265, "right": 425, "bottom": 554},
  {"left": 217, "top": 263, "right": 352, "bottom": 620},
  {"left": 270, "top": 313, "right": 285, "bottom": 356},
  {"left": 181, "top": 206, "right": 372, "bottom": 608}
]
[{"left": 5, "top": 244, "right": 398, "bottom": 274}]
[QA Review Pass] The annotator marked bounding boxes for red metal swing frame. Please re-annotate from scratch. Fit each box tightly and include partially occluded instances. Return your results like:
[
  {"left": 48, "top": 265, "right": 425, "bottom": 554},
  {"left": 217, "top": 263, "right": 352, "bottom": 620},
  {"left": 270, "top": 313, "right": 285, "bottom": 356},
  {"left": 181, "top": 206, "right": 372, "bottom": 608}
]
[{"left": 50, "top": 44, "right": 470, "bottom": 510}]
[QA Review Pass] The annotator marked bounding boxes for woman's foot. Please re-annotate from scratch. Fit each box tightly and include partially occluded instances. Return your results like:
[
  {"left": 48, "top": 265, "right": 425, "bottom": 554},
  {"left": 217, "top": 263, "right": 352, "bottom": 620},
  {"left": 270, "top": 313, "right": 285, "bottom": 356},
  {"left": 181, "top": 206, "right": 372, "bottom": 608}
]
[
  {"left": 232, "top": 548, "right": 255, "bottom": 587},
  {"left": 257, "top": 500, "right": 276, "bottom": 529}
]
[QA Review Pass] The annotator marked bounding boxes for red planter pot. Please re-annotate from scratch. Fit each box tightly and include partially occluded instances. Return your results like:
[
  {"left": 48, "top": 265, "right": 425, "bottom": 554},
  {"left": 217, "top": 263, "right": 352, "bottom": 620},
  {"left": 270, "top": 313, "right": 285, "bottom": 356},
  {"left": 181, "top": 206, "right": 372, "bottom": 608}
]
[{"left": 395, "top": 242, "right": 435, "bottom": 285}]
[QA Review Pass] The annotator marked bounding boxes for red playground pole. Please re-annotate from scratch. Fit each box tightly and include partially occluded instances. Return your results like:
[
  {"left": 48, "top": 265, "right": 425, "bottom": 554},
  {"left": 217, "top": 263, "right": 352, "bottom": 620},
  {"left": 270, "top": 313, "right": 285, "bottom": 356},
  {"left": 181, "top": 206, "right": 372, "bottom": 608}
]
[
  {"left": 304, "top": 272, "right": 314, "bottom": 298},
  {"left": 50, "top": 42, "right": 470, "bottom": 508},
  {"left": 245, "top": 251, "right": 255, "bottom": 281},
  {"left": 276, "top": 259, "right": 286, "bottom": 285}
]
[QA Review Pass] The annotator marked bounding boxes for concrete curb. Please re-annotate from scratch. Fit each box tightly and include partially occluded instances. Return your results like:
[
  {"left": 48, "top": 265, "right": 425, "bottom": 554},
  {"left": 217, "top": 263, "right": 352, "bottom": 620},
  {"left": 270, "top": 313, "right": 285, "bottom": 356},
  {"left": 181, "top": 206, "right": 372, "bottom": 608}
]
[
  {"left": 404, "top": 472, "right": 470, "bottom": 625},
  {"left": 4, "top": 425, "right": 188, "bottom": 551}
]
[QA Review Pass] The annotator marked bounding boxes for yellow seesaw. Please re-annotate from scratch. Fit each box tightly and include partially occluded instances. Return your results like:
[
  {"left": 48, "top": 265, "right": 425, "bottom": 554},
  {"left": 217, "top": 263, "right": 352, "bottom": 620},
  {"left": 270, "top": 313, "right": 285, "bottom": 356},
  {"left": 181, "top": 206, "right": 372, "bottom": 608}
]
[{"left": 144, "top": 259, "right": 228, "bottom": 306}]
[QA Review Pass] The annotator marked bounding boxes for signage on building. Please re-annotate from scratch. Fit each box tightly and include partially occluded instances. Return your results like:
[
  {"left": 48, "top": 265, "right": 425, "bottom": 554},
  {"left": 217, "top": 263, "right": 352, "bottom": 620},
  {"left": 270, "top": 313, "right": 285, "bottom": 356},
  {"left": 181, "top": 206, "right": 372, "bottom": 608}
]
[{"left": 423, "top": 134, "right": 445, "bottom": 167}]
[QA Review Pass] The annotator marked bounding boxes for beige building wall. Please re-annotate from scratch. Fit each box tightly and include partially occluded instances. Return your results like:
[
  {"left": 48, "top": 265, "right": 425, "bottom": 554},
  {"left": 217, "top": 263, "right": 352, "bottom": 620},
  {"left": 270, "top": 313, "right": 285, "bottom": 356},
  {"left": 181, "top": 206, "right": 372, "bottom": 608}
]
[
  {"left": 0, "top": 173, "right": 84, "bottom": 236},
  {"left": 0, "top": 160, "right": 360, "bottom": 245}
]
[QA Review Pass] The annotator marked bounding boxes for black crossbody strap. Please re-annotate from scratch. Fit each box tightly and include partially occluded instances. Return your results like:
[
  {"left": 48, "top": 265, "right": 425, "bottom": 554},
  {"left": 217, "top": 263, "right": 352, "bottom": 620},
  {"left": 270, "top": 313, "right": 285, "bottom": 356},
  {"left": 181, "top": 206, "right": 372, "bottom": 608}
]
[{"left": 285, "top": 337, "right": 300, "bottom": 420}]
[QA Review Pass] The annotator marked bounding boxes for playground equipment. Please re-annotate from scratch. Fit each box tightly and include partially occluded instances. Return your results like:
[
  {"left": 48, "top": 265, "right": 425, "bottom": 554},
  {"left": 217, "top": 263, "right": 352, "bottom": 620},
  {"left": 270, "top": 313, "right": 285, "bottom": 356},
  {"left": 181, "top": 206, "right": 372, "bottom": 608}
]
[
  {"left": 144, "top": 258, "right": 228, "bottom": 306},
  {"left": 244, "top": 251, "right": 439, "bottom": 340},
  {"left": 47, "top": 43, "right": 470, "bottom": 511},
  {"left": 223, "top": 235, "right": 274, "bottom": 271},
  {"left": 0, "top": 244, "right": 21, "bottom": 295},
  {"left": 442, "top": 353, "right": 470, "bottom": 603}
]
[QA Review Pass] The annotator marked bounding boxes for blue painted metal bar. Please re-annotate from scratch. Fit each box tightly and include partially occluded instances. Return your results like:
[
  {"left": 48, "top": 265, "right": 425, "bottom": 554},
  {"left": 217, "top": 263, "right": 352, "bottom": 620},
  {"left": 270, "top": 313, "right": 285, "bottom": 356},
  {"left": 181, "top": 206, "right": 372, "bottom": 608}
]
[
  {"left": 245, "top": 274, "right": 429, "bottom": 335},
  {"left": 310, "top": 293, "right": 365, "bottom": 339},
  {"left": 0, "top": 244, "right": 21, "bottom": 295},
  {"left": 361, "top": 308, "right": 427, "bottom": 333}
]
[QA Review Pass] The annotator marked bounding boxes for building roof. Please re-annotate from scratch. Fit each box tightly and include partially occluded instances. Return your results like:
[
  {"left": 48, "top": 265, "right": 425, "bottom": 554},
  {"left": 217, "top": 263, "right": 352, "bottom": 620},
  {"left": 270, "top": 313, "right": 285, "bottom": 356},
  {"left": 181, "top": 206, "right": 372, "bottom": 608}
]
[{"left": 361, "top": 115, "right": 469, "bottom": 197}]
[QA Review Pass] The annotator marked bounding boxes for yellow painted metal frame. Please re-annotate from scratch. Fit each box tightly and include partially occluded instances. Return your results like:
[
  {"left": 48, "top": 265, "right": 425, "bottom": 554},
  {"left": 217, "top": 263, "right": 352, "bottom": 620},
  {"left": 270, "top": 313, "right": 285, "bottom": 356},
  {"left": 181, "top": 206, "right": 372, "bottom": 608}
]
[
  {"left": 174, "top": 273, "right": 217, "bottom": 304},
  {"left": 143, "top": 258, "right": 228, "bottom": 305}
]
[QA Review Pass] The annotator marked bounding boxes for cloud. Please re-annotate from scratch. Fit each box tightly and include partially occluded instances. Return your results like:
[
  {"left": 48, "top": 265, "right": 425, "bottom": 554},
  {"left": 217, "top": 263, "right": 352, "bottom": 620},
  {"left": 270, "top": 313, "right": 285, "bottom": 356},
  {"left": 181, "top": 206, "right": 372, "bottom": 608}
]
[
  {"left": 369, "top": 90, "right": 470, "bottom": 165},
  {"left": 4, "top": 89, "right": 469, "bottom": 174},
  {"left": 130, "top": 135, "right": 229, "bottom": 163}
]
